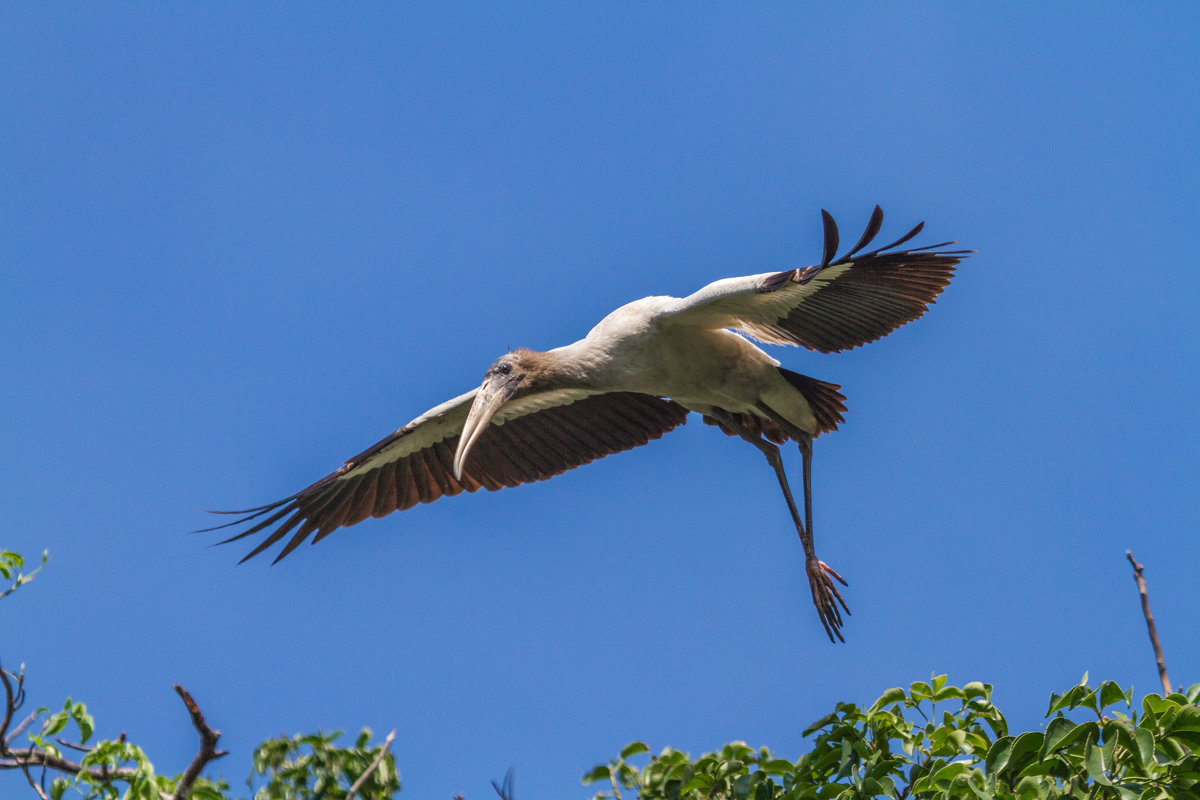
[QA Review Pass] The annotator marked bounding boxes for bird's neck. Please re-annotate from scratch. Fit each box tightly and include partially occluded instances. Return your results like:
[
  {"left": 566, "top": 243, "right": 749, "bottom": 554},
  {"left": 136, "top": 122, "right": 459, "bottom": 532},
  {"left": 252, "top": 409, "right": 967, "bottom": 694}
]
[{"left": 514, "top": 346, "right": 601, "bottom": 395}]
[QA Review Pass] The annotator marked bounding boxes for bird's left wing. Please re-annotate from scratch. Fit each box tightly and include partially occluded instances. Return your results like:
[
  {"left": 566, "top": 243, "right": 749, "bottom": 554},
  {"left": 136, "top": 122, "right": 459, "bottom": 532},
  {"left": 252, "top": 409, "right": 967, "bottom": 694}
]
[
  {"left": 663, "top": 207, "right": 972, "bottom": 353},
  {"left": 201, "top": 389, "right": 688, "bottom": 563}
]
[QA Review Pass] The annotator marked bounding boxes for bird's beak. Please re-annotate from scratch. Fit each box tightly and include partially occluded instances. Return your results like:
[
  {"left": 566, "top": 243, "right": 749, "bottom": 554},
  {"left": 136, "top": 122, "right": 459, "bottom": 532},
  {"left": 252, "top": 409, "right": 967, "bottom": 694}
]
[{"left": 453, "top": 376, "right": 517, "bottom": 480}]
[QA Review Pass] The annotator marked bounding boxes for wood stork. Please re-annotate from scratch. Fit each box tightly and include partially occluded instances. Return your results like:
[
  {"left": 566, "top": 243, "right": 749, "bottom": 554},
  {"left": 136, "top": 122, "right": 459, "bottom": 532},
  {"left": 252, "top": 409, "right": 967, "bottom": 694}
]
[{"left": 204, "top": 207, "right": 969, "bottom": 641}]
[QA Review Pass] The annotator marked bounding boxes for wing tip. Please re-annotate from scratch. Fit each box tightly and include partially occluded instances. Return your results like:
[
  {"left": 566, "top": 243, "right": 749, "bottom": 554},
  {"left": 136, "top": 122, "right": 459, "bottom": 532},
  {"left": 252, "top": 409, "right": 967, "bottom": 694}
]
[{"left": 820, "top": 209, "right": 839, "bottom": 267}]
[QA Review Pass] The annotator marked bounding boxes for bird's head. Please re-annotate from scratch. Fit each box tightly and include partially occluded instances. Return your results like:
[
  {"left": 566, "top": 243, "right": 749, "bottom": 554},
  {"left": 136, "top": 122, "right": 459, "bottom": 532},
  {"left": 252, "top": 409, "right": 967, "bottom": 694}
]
[{"left": 453, "top": 349, "right": 544, "bottom": 479}]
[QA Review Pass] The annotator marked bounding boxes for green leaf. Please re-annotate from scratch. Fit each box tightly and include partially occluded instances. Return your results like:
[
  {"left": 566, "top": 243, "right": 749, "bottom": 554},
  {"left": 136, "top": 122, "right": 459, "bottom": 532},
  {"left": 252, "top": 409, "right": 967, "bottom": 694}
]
[
  {"left": 72, "top": 703, "right": 95, "bottom": 743},
  {"left": 1017, "top": 757, "right": 1060, "bottom": 779},
  {"left": 803, "top": 713, "right": 839, "bottom": 736},
  {"left": 1076, "top": 686, "right": 1101, "bottom": 714},
  {"left": 1098, "top": 681, "right": 1129, "bottom": 711},
  {"left": 761, "top": 758, "right": 795, "bottom": 775},
  {"left": 1083, "top": 731, "right": 1113, "bottom": 786},
  {"left": 1133, "top": 726, "right": 1155, "bottom": 768},
  {"left": 619, "top": 741, "right": 649, "bottom": 759},
  {"left": 1005, "top": 731, "right": 1045, "bottom": 775},
  {"left": 582, "top": 765, "right": 612, "bottom": 784},
  {"left": 929, "top": 761, "right": 970, "bottom": 785},
  {"left": 870, "top": 687, "right": 906, "bottom": 712},
  {"left": 985, "top": 736, "right": 1014, "bottom": 774},
  {"left": 1104, "top": 719, "right": 1141, "bottom": 768},
  {"left": 934, "top": 685, "right": 967, "bottom": 703},
  {"left": 963, "top": 681, "right": 989, "bottom": 699},
  {"left": 44, "top": 711, "right": 68, "bottom": 737},
  {"left": 732, "top": 772, "right": 753, "bottom": 800},
  {"left": 1040, "top": 718, "right": 1095, "bottom": 759},
  {"left": 1014, "top": 775, "right": 1050, "bottom": 800},
  {"left": 1172, "top": 705, "right": 1200, "bottom": 732},
  {"left": 1039, "top": 716, "right": 1074, "bottom": 757},
  {"left": 1142, "top": 694, "right": 1170, "bottom": 716},
  {"left": 1159, "top": 736, "right": 1189, "bottom": 762}
]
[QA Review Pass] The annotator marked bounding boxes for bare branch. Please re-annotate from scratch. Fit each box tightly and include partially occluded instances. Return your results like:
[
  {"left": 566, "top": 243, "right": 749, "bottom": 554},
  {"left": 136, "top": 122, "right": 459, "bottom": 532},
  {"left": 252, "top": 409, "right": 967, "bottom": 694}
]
[
  {"left": 608, "top": 770, "right": 624, "bottom": 800},
  {"left": 346, "top": 728, "right": 396, "bottom": 800},
  {"left": 54, "top": 737, "right": 93, "bottom": 754},
  {"left": 170, "top": 685, "right": 227, "bottom": 800},
  {"left": 0, "top": 661, "right": 26, "bottom": 746},
  {"left": 5, "top": 711, "right": 38, "bottom": 747},
  {"left": 1126, "top": 550, "right": 1171, "bottom": 695},
  {"left": 17, "top": 759, "right": 49, "bottom": 800},
  {"left": 0, "top": 747, "right": 139, "bottom": 777}
]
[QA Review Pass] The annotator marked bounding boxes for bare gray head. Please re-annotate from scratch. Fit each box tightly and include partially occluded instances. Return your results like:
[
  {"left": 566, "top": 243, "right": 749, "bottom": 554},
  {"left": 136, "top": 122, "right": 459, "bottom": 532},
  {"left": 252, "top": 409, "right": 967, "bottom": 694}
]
[{"left": 452, "top": 349, "right": 557, "bottom": 479}]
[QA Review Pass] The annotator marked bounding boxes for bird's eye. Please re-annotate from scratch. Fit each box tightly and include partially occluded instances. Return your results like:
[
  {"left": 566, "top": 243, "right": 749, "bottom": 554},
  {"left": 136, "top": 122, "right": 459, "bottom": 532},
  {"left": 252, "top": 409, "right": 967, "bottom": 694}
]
[{"left": 496, "top": 363, "right": 512, "bottom": 375}]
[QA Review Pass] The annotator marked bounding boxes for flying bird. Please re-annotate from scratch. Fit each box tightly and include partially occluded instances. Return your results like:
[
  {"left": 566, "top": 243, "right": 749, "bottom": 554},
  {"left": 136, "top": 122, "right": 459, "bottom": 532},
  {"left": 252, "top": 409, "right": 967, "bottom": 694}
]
[{"left": 204, "top": 206, "right": 970, "bottom": 641}]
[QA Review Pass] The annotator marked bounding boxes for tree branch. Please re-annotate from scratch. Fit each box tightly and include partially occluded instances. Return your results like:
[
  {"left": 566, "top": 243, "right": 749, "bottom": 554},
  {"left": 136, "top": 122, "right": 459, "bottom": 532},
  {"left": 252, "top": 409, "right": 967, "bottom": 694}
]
[
  {"left": 17, "top": 760, "right": 49, "bottom": 800},
  {"left": 170, "top": 685, "right": 227, "bottom": 800},
  {"left": 0, "top": 662, "right": 25, "bottom": 745},
  {"left": 1126, "top": 550, "right": 1171, "bottom": 695},
  {"left": 54, "top": 737, "right": 93, "bottom": 754},
  {"left": 0, "top": 747, "right": 140, "bottom": 778},
  {"left": 5, "top": 711, "right": 37, "bottom": 748},
  {"left": 346, "top": 728, "right": 395, "bottom": 800},
  {"left": 1, "top": 680, "right": 227, "bottom": 799}
]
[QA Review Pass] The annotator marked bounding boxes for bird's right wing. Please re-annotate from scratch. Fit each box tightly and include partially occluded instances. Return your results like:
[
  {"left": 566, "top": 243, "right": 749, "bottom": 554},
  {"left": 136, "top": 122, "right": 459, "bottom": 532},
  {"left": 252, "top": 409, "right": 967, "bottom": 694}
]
[
  {"left": 663, "top": 207, "right": 971, "bottom": 353},
  {"left": 201, "top": 389, "right": 689, "bottom": 563}
]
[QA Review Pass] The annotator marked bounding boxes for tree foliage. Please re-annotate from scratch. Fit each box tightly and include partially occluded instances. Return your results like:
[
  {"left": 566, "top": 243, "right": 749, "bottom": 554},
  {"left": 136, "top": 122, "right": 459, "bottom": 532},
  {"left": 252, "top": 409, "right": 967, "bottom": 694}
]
[
  {"left": 3, "top": 685, "right": 399, "bottom": 800},
  {"left": 585, "top": 676, "right": 1200, "bottom": 800}
]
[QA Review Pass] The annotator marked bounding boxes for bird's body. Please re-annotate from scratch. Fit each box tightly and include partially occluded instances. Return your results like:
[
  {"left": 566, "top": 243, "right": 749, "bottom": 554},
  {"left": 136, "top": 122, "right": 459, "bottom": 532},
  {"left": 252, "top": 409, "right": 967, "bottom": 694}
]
[
  {"left": 533, "top": 296, "right": 818, "bottom": 430},
  {"left": 205, "top": 207, "right": 970, "bottom": 641}
]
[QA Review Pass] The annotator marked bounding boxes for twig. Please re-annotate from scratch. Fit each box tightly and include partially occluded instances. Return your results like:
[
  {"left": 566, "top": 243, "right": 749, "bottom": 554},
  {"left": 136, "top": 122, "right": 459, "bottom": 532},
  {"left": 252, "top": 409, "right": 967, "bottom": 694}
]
[
  {"left": 170, "top": 686, "right": 227, "bottom": 800},
  {"left": 1126, "top": 550, "right": 1171, "bottom": 695},
  {"left": 54, "top": 737, "right": 93, "bottom": 754},
  {"left": 0, "top": 670, "right": 50, "bottom": 800},
  {"left": 608, "top": 770, "right": 624, "bottom": 800},
  {"left": 346, "top": 728, "right": 396, "bottom": 800},
  {"left": 5, "top": 711, "right": 38, "bottom": 747},
  {"left": 0, "top": 551, "right": 49, "bottom": 602},
  {"left": 0, "top": 662, "right": 26, "bottom": 747},
  {"left": 17, "top": 759, "right": 50, "bottom": 800}
]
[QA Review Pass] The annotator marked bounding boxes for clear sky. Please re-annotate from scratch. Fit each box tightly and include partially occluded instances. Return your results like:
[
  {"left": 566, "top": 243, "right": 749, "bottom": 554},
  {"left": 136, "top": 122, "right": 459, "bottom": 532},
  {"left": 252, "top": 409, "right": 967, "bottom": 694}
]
[{"left": 3, "top": 4, "right": 1198, "bottom": 798}]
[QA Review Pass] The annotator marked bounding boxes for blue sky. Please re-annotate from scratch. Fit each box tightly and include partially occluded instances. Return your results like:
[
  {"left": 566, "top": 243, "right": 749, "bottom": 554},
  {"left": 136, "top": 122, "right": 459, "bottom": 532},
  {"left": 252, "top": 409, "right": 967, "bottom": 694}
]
[{"left": 3, "top": 4, "right": 1198, "bottom": 798}]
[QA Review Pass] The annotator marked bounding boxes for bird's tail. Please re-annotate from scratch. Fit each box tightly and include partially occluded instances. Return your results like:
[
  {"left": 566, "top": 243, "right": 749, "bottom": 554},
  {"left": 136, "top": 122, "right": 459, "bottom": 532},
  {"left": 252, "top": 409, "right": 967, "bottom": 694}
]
[
  {"left": 777, "top": 368, "right": 847, "bottom": 436},
  {"left": 700, "top": 370, "right": 846, "bottom": 442}
]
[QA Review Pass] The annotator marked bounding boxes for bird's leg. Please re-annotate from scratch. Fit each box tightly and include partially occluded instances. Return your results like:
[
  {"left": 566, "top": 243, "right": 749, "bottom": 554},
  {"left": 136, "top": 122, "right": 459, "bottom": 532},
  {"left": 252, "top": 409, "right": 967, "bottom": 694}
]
[
  {"left": 793, "top": 430, "right": 849, "bottom": 640},
  {"left": 708, "top": 408, "right": 848, "bottom": 641},
  {"left": 752, "top": 403, "right": 850, "bottom": 640}
]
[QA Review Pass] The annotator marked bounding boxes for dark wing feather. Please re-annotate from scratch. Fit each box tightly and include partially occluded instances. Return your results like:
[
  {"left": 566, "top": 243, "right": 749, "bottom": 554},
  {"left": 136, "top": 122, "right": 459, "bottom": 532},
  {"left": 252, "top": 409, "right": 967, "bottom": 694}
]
[
  {"left": 203, "top": 392, "right": 689, "bottom": 563},
  {"left": 820, "top": 209, "right": 839, "bottom": 267},
  {"left": 756, "top": 240, "right": 968, "bottom": 353},
  {"left": 668, "top": 207, "right": 971, "bottom": 353},
  {"left": 842, "top": 205, "right": 884, "bottom": 259}
]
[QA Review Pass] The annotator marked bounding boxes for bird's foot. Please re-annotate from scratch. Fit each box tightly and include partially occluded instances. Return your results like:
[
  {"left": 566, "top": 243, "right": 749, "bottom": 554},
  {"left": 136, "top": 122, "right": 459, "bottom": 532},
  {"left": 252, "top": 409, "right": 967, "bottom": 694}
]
[{"left": 806, "top": 557, "right": 850, "bottom": 643}]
